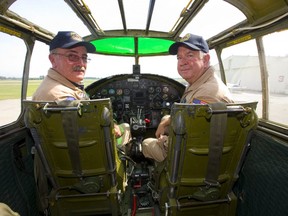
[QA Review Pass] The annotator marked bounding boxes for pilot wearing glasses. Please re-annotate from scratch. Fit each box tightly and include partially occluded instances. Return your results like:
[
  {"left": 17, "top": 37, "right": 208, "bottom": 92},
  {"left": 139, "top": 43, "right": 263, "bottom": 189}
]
[
  {"left": 32, "top": 31, "right": 130, "bottom": 142},
  {"left": 32, "top": 31, "right": 94, "bottom": 101}
]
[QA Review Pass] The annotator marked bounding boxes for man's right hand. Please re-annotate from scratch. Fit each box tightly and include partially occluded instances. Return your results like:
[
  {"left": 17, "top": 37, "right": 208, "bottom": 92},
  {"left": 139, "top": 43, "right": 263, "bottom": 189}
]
[{"left": 155, "top": 115, "right": 171, "bottom": 138}]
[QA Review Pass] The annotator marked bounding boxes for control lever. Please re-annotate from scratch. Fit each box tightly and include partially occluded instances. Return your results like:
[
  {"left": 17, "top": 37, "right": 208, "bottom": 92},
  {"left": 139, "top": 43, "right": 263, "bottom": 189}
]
[
  {"left": 130, "top": 107, "right": 146, "bottom": 136},
  {"left": 129, "top": 107, "right": 146, "bottom": 161}
]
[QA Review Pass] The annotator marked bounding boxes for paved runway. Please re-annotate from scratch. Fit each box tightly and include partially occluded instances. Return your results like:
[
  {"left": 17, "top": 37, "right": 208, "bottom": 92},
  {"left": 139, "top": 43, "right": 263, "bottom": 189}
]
[{"left": 0, "top": 99, "right": 21, "bottom": 125}]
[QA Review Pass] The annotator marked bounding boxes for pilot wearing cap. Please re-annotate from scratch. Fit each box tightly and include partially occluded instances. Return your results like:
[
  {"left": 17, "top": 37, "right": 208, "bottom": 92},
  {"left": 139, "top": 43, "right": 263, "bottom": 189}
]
[
  {"left": 32, "top": 31, "right": 130, "bottom": 147},
  {"left": 142, "top": 33, "right": 234, "bottom": 162},
  {"left": 32, "top": 31, "right": 95, "bottom": 101},
  {"left": 169, "top": 33, "right": 233, "bottom": 104}
]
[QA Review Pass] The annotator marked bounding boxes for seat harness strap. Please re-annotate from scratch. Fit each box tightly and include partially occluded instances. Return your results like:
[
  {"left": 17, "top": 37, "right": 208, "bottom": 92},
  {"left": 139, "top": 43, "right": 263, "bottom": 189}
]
[
  {"left": 205, "top": 102, "right": 227, "bottom": 186},
  {"left": 61, "top": 110, "right": 83, "bottom": 177}
]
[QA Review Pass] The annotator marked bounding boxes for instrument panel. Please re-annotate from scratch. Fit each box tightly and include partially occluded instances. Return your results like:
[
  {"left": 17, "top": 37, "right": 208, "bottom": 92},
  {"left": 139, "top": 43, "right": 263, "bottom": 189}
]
[{"left": 85, "top": 74, "right": 185, "bottom": 129}]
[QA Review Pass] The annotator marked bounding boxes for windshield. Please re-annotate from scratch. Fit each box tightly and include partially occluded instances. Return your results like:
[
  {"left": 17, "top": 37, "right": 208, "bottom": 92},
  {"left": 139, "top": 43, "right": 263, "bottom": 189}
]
[{"left": 7, "top": 0, "right": 245, "bottom": 79}]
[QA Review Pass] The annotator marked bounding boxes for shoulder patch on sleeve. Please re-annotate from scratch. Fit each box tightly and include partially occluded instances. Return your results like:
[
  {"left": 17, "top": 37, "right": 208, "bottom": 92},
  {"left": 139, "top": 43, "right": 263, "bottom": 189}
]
[{"left": 192, "top": 98, "right": 207, "bottom": 104}]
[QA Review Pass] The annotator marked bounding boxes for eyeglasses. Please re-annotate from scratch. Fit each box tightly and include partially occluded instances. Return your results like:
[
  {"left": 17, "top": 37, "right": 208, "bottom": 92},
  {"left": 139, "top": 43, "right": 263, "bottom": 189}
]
[
  {"left": 52, "top": 53, "right": 91, "bottom": 63},
  {"left": 177, "top": 51, "right": 205, "bottom": 61}
]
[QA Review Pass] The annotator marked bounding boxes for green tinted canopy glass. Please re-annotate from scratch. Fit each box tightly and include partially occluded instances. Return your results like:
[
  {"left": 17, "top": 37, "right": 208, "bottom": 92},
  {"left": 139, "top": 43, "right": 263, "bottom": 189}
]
[{"left": 91, "top": 37, "right": 174, "bottom": 56}]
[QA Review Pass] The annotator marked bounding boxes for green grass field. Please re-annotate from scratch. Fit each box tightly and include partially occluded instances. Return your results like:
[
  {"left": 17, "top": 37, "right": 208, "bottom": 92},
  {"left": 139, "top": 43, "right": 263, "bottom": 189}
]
[
  {"left": 0, "top": 79, "right": 97, "bottom": 100},
  {"left": 0, "top": 77, "right": 186, "bottom": 100}
]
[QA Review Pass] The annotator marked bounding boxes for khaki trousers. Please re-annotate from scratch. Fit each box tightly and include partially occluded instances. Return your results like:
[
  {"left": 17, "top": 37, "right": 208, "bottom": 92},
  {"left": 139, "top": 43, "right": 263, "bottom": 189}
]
[
  {"left": 142, "top": 135, "right": 168, "bottom": 162},
  {"left": 0, "top": 203, "right": 20, "bottom": 216}
]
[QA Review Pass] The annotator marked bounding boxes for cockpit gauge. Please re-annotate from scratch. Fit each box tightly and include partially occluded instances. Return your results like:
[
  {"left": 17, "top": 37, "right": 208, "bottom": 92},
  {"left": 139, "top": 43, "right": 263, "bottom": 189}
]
[
  {"left": 163, "top": 86, "right": 169, "bottom": 93},
  {"left": 162, "top": 94, "right": 168, "bottom": 100},
  {"left": 124, "top": 88, "right": 131, "bottom": 95},
  {"left": 155, "top": 87, "right": 161, "bottom": 93},
  {"left": 109, "top": 88, "right": 115, "bottom": 95},
  {"left": 116, "top": 89, "right": 123, "bottom": 95},
  {"left": 148, "top": 86, "right": 154, "bottom": 93},
  {"left": 101, "top": 89, "right": 108, "bottom": 95}
]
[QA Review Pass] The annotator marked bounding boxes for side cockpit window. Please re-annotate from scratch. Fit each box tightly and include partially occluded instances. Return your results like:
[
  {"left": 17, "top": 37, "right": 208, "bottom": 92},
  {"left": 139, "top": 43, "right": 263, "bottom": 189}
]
[
  {"left": 27, "top": 41, "right": 50, "bottom": 101},
  {"left": 262, "top": 30, "right": 288, "bottom": 126},
  {"left": 219, "top": 31, "right": 288, "bottom": 127},
  {"left": 0, "top": 32, "right": 26, "bottom": 126},
  {"left": 219, "top": 39, "right": 262, "bottom": 118}
]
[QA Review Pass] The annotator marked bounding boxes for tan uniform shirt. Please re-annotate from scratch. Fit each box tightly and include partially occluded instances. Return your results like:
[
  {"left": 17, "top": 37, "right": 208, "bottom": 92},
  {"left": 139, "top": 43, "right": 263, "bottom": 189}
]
[
  {"left": 32, "top": 68, "right": 131, "bottom": 147},
  {"left": 181, "top": 66, "right": 234, "bottom": 104},
  {"left": 32, "top": 68, "right": 89, "bottom": 101},
  {"left": 142, "top": 66, "right": 234, "bottom": 162}
]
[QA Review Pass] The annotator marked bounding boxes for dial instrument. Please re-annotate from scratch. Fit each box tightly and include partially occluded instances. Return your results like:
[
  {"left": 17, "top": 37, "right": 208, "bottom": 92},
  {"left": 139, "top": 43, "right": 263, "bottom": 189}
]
[{"left": 86, "top": 74, "right": 185, "bottom": 128}]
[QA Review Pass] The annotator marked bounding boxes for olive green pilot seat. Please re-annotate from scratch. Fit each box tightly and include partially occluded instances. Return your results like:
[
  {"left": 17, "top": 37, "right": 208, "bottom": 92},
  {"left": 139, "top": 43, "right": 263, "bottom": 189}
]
[
  {"left": 24, "top": 99, "right": 123, "bottom": 216},
  {"left": 155, "top": 102, "right": 258, "bottom": 216}
]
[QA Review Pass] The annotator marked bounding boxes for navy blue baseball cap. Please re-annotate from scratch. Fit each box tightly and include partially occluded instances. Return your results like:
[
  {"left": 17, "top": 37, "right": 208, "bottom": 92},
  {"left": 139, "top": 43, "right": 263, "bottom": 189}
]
[
  {"left": 49, "top": 31, "right": 95, "bottom": 53},
  {"left": 169, "top": 33, "right": 209, "bottom": 55}
]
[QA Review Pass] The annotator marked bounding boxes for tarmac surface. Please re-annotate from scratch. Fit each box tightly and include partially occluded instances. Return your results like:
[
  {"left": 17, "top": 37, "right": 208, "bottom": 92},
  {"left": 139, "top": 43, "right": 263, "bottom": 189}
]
[{"left": 0, "top": 99, "right": 21, "bottom": 126}]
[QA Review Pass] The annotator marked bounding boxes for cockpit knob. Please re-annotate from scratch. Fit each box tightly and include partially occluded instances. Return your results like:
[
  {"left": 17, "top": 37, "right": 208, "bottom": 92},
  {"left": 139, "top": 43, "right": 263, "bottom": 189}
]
[{"left": 144, "top": 118, "right": 151, "bottom": 123}]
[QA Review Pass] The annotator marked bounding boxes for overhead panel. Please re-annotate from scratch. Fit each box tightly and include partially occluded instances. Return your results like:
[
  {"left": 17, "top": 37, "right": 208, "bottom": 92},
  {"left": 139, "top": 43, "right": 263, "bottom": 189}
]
[{"left": 225, "top": 0, "right": 288, "bottom": 23}]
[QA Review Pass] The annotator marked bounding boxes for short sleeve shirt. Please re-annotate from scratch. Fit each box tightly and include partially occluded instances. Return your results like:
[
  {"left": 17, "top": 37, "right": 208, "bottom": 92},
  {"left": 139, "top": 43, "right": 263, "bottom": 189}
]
[
  {"left": 181, "top": 66, "right": 234, "bottom": 104},
  {"left": 32, "top": 68, "right": 89, "bottom": 101}
]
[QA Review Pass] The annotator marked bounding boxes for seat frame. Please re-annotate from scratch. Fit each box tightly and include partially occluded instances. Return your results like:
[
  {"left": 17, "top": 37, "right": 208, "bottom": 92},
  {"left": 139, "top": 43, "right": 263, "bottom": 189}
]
[
  {"left": 24, "top": 99, "right": 122, "bottom": 216},
  {"left": 156, "top": 102, "right": 258, "bottom": 216}
]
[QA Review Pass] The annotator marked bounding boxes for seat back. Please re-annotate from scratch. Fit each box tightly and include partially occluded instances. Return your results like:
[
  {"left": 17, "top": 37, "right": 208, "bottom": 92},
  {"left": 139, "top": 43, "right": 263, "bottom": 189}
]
[
  {"left": 24, "top": 99, "right": 122, "bottom": 216},
  {"left": 159, "top": 102, "right": 258, "bottom": 216}
]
